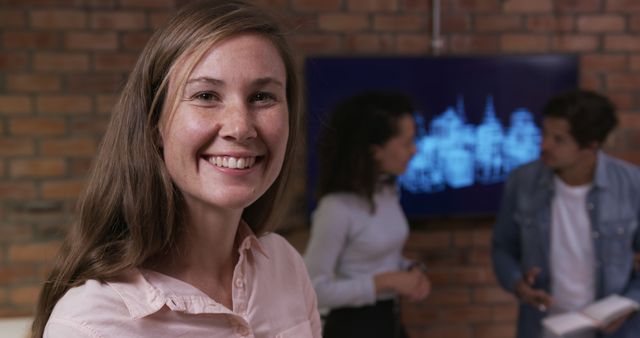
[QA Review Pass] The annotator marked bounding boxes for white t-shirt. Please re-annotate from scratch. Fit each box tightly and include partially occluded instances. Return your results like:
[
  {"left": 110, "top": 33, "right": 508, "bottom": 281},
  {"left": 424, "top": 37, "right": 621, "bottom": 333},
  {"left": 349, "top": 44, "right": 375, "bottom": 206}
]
[{"left": 544, "top": 176, "right": 596, "bottom": 338}]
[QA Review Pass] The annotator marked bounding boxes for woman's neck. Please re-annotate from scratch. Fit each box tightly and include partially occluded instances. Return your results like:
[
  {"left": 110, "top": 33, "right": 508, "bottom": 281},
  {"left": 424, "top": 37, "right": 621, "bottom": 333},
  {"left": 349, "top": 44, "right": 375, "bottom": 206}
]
[{"left": 147, "top": 205, "right": 243, "bottom": 309}]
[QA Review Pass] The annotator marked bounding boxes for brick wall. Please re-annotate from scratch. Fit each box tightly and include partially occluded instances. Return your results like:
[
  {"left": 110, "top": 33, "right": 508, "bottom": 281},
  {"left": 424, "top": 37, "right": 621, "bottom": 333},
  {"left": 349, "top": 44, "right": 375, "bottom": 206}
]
[{"left": 1, "top": 0, "right": 640, "bottom": 336}]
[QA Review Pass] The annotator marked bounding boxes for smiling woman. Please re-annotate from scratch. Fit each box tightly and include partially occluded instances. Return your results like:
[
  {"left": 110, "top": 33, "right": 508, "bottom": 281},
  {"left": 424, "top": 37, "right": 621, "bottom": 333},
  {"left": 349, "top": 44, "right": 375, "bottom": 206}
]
[{"left": 30, "top": 1, "right": 320, "bottom": 338}]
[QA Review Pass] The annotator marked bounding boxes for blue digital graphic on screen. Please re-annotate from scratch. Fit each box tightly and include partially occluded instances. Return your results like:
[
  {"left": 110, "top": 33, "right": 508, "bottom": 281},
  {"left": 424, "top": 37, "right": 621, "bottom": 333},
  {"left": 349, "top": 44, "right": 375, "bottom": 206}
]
[
  {"left": 400, "top": 96, "right": 541, "bottom": 193},
  {"left": 306, "top": 55, "right": 578, "bottom": 217}
]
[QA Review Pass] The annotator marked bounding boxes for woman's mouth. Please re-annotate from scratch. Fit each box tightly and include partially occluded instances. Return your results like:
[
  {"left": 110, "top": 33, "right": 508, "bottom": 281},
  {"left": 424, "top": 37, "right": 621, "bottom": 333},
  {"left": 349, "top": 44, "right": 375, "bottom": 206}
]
[{"left": 205, "top": 155, "right": 259, "bottom": 169}]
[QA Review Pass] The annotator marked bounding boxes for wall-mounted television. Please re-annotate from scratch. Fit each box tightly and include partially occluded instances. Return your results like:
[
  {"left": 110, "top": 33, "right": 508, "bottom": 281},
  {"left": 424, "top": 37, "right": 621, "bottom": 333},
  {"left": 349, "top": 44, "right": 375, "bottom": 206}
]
[{"left": 305, "top": 55, "right": 579, "bottom": 218}]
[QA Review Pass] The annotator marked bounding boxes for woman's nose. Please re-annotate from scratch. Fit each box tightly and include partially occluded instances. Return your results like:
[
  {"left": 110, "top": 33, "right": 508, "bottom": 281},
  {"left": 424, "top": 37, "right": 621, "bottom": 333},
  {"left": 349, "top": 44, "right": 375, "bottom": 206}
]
[{"left": 219, "top": 104, "right": 257, "bottom": 142}]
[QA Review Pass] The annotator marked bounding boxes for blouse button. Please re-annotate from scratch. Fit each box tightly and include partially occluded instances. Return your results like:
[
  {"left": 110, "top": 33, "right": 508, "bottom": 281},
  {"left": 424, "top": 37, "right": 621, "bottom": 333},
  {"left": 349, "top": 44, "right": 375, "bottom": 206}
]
[
  {"left": 618, "top": 227, "right": 625, "bottom": 235},
  {"left": 235, "top": 278, "right": 244, "bottom": 289},
  {"left": 592, "top": 231, "right": 600, "bottom": 239}
]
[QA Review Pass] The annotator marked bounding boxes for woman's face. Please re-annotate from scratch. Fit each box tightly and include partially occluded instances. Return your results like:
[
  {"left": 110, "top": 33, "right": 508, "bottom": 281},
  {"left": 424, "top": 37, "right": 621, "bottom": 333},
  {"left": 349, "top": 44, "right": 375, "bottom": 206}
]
[
  {"left": 371, "top": 114, "right": 417, "bottom": 175},
  {"left": 159, "top": 33, "right": 289, "bottom": 213}
]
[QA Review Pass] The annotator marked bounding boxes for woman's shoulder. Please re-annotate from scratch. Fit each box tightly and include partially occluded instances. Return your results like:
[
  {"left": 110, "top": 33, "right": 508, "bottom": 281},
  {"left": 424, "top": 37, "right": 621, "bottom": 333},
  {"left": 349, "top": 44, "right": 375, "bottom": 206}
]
[
  {"left": 46, "top": 278, "right": 132, "bottom": 335},
  {"left": 316, "top": 192, "right": 367, "bottom": 212}
]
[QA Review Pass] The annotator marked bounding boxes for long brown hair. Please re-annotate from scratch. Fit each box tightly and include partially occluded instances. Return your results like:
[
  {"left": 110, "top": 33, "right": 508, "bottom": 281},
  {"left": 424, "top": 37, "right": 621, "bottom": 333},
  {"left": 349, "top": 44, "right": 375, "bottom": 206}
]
[
  {"left": 316, "top": 91, "right": 413, "bottom": 212},
  {"left": 31, "top": 1, "right": 301, "bottom": 336}
]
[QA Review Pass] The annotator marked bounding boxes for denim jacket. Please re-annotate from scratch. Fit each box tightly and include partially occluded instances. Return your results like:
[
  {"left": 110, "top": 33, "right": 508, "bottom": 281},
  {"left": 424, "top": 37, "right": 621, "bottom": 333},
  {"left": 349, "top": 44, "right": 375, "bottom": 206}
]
[{"left": 492, "top": 152, "right": 640, "bottom": 338}]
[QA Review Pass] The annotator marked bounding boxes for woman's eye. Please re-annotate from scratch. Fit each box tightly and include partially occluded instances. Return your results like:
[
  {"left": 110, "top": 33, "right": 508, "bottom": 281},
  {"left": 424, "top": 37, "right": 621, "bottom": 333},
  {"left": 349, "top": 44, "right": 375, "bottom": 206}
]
[
  {"left": 194, "top": 92, "right": 214, "bottom": 101},
  {"left": 252, "top": 92, "right": 276, "bottom": 103}
]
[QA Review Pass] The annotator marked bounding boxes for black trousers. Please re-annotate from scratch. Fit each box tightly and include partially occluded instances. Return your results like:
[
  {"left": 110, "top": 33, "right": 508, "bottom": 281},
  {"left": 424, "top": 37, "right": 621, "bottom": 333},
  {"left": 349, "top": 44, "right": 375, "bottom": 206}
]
[{"left": 323, "top": 299, "right": 409, "bottom": 338}]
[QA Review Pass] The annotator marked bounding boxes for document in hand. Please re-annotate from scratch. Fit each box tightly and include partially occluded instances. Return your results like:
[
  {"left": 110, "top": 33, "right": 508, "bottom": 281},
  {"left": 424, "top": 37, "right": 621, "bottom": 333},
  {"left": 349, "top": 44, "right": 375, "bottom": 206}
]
[{"left": 542, "top": 294, "right": 639, "bottom": 337}]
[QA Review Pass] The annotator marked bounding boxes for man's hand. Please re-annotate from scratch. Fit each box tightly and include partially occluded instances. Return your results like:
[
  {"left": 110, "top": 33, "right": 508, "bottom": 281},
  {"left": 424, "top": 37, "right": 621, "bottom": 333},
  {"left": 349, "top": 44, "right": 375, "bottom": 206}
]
[{"left": 514, "top": 267, "right": 553, "bottom": 311}]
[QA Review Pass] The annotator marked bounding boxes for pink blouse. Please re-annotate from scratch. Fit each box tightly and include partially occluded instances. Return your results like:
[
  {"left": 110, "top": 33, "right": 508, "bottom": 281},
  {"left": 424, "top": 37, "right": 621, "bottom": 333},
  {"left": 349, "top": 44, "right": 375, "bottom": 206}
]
[{"left": 44, "top": 224, "right": 321, "bottom": 338}]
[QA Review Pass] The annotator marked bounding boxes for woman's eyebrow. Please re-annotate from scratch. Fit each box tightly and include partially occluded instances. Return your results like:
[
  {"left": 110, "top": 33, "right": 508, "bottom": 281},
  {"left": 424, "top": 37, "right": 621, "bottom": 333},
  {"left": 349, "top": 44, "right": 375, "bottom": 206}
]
[{"left": 186, "top": 76, "right": 224, "bottom": 86}]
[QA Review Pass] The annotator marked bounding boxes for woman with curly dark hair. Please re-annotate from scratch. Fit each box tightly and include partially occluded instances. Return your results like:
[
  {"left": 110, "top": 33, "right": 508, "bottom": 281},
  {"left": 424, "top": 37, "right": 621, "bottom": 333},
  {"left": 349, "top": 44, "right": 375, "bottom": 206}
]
[{"left": 305, "top": 91, "right": 431, "bottom": 338}]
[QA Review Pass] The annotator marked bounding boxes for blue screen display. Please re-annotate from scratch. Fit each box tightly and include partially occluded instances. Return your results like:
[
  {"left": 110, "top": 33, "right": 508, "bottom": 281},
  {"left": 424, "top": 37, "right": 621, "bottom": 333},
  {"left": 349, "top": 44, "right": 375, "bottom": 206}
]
[{"left": 305, "top": 55, "right": 578, "bottom": 218}]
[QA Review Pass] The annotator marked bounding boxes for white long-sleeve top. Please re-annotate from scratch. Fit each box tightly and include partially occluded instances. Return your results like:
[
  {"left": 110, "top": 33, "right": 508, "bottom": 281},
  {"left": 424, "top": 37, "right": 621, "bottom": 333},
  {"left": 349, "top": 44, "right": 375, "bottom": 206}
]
[{"left": 304, "top": 185, "right": 410, "bottom": 309}]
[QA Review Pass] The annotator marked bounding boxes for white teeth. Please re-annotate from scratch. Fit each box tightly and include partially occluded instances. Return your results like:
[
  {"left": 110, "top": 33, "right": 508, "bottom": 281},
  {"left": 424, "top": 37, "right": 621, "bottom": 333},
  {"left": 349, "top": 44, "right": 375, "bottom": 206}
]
[{"left": 208, "top": 156, "right": 256, "bottom": 169}]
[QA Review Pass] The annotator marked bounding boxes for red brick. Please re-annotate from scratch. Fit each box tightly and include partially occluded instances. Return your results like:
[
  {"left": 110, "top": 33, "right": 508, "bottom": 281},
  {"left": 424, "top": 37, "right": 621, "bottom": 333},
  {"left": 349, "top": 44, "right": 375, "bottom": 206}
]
[
  {"left": 287, "top": 14, "right": 317, "bottom": 32},
  {"left": 608, "top": 150, "right": 640, "bottom": 165},
  {"left": 6, "top": 74, "right": 61, "bottom": 92},
  {"left": 406, "top": 231, "right": 451, "bottom": 250},
  {"left": 0, "top": 138, "right": 35, "bottom": 156},
  {"left": 504, "top": 0, "right": 552, "bottom": 13},
  {"left": 580, "top": 72, "right": 602, "bottom": 91},
  {"left": 473, "top": 286, "right": 514, "bottom": 303},
  {"left": 555, "top": 0, "right": 600, "bottom": 12},
  {"left": 90, "top": 11, "right": 146, "bottom": 30},
  {"left": 70, "top": 158, "right": 94, "bottom": 175},
  {"left": 97, "top": 94, "right": 118, "bottom": 114},
  {"left": 65, "top": 32, "right": 118, "bottom": 50},
  {"left": 551, "top": 35, "right": 599, "bottom": 52},
  {"left": 374, "top": 14, "right": 426, "bottom": 31},
  {"left": 397, "top": 34, "right": 430, "bottom": 54},
  {"left": 148, "top": 12, "right": 172, "bottom": 29},
  {"left": 30, "top": 10, "right": 87, "bottom": 29},
  {"left": 605, "top": 35, "right": 640, "bottom": 52},
  {"left": 631, "top": 16, "right": 640, "bottom": 32},
  {"left": 491, "top": 304, "right": 519, "bottom": 321},
  {"left": 424, "top": 288, "right": 471, "bottom": 305},
  {"left": 500, "top": 34, "right": 549, "bottom": 52},
  {"left": 348, "top": 0, "right": 398, "bottom": 11},
  {"left": 0, "top": 266, "right": 35, "bottom": 284},
  {"left": 318, "top": 14, "right": 369, "bottom": 32},
  {"left": 0, "top": 52, "right": 29, "bottom": 71},
  {"left": 440, "top": 305, "right": 493, "bottom": 323},
  {"left": 450, "top": 35, "right": 499, "bottom": 53},
  {"left": 9, "top": 117, "right": 66, "bottom": 136},
  {"left": 94, "top": 53, "right": 138, "bottom": 72},
  {"left": 578, "top": 15, "right": 625, "bottom": 32},
  {"left": 41, "top": 138, "right": 98, "bottom": 156},
  {"left": 453, "top": 229, "right": 473, "bottom": 247},
  {"left": 581, "top": 54, "right": 627, "bottom": 72},
  {"left": 67, "top": 74, "right": 125, "bottom": 94},
  {"left": 70, "top": 116, "right": 110, "bottom": 134},
  {"left": 449, "top": 266, "right": 495, "bottom": 285},
  {"left": 607, "top": 0, "right": 640, "bottom": 12},
  {"left": 443, "top": 14, "right": 471, "bottom": 32},
  {"left": 292, "top": 0, "right": 341, "bottom": 11},
  {"left": 472, "top": 229, "right": 492, "bottom": 247},
  {"left": 10, "top": 159, "right": 67, "bottom": 178},
  {"left": 9, "top": 285, "right": 42, "bottom": 306},
  {"left": 37, "top": 95, "right": 92, "bottom": 114},
  {"left": 631, "top": 55, "right": 640, "bottom": 71},
  {"left": 118, "top": 0, "right": 175, "bottom": 8},
  {"left": 403, "top": 0, "right": 429, "bottom": 12},
  {"left": 0, "top": 10, "right": 26, "bottom": 28},
  {"left": 475, "top": 15, "right": 523, "bottom": 32},
  {"left": 0, "top": 182, "right": 37, "bottom": 199},
  {"left": 526, "top": 15, "right": 574, "bottom": 32},
  {"left": 122, "top": 32, "right": 151, "bottom": 50},
  {"left": 0, "top": 222, "right": 35, "bottom": 243},
  {"left": 345, "top": 34, "right": 386, "bottom": 53},
  {"left": 445, "top": 0, "right": 500, "bottom": 12},
  {"left": 3, "top": 31, "right": 60, "bottom": 49},
  {"left": 469, "top": 248, "right": 492, "bottom": 265},
  {"left": 609, "top": 94, "right": 636, "bottom": 111},
  {"left": 402, "top": 304, "right": 439, "bottom": 325},
  {"left": 42, "top": 179, "right": 86, "bottom": 199},
  {"left": 290, "top": 34, "right": 341, "bottom": 54},
  {"left": 474, "top": 323, "right": 516, "bottom": 338},
  {"left": 607, "top": 74, "right": 640, "bottom": 90},
  {"left": 0, "top": 96, "right": 32, "bottom": 115},
  {"left": 418, "top": 326, "right": 471, "bottom": 338},
  {"left": 34, "top": 53, "right": 90, "bottom": 72}
]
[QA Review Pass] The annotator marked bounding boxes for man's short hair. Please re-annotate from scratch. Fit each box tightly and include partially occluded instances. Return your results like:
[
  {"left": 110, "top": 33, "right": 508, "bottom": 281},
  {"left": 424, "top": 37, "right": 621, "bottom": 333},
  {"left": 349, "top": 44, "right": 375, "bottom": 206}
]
[{"left": 543, "top": 89, "right": 618, "bottom": 148}]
